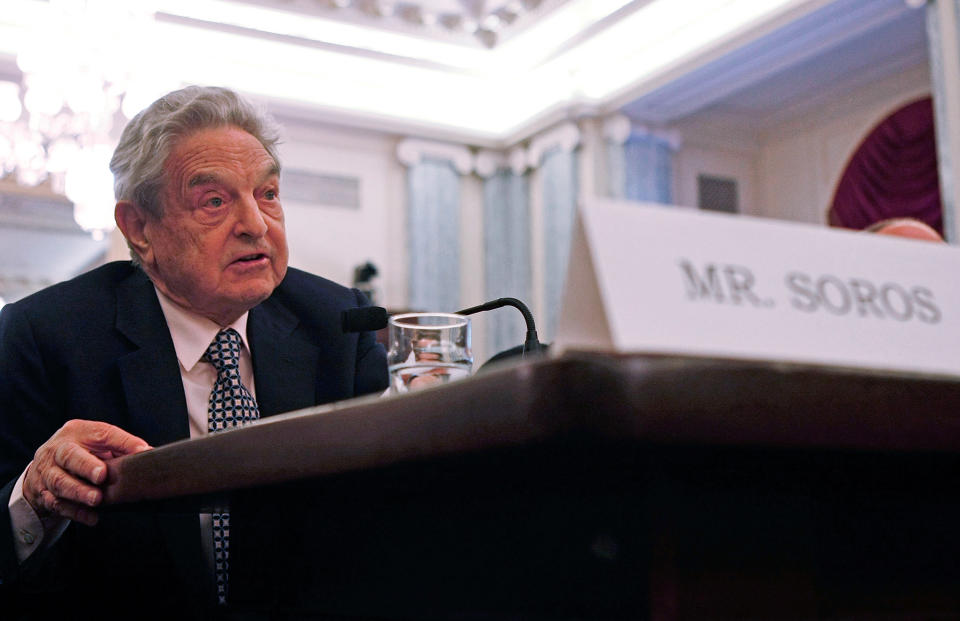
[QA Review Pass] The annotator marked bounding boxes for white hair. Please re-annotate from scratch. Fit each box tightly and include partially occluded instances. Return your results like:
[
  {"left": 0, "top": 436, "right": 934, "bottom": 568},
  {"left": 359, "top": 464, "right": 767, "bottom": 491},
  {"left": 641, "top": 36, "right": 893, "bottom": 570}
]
[{"left": 110, "top": 85, "right": 282, "bottom": 220}]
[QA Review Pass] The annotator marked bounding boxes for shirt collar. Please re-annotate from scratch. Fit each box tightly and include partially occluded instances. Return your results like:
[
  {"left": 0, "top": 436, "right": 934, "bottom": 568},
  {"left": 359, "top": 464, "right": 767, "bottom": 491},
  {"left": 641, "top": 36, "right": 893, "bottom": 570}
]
[{"left": 154, "top": 287, "right": 250, "bottom": 373}]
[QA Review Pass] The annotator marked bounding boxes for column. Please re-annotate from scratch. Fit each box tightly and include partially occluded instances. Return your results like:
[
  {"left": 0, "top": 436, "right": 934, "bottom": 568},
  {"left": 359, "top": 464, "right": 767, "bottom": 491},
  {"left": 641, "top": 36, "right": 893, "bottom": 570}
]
[{"left": 927, "top": 0, "right": 960, "bottom": 243}]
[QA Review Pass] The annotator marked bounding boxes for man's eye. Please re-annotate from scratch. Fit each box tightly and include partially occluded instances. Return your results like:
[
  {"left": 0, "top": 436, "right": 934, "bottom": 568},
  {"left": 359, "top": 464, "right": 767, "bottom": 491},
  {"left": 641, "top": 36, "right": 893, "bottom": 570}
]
[
  {"left": 264, "top": 190, "right": 278, "bottom": 200},
  {"left": 208, "top": 197, "right": 224, "bottom": 207}
]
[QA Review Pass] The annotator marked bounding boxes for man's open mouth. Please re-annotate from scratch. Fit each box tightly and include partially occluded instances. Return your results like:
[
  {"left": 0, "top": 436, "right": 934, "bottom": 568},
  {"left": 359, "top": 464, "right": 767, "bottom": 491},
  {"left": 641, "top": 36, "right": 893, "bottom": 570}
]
[{"left": 235, "top": 253, "right": 267, "bottom": 263}]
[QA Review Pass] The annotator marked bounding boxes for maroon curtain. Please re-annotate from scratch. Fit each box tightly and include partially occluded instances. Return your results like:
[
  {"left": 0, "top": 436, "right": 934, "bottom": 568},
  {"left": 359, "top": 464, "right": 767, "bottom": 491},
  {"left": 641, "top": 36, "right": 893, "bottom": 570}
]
[{"left": 828, "top": 97, "right": 942, "bottom": 234}]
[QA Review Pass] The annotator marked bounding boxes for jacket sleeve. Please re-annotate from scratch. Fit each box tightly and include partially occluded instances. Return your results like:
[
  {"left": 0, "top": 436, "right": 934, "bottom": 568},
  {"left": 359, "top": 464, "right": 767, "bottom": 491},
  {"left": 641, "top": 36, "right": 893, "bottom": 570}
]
[{"left": 0, "top": 302, "right": 68, "bottom": 587}]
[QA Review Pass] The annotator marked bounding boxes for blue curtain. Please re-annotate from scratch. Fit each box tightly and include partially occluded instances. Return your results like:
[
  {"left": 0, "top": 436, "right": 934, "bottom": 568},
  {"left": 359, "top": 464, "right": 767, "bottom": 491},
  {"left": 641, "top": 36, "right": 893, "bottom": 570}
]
[
  {"left": 483, "top": 168, "right": 531, "bottom": 356},
  {"left": 610, "top": 133, "right": 673, "bottom": 204},
  {"left": 541, "top": 146, "right": 579, "bottom": 341},
  {"left": 407, "top": 157, "right": 461, "bottom": 312}
]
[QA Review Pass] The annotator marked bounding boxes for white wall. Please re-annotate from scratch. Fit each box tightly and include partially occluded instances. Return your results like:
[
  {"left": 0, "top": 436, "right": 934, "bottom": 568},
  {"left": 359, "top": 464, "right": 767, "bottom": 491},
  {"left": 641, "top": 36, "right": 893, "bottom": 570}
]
[
  {"left": 275, "top": 117, "right": 496, "bottom": 364},
  {"left": 275, "top": 119, "right": 407, "bottom": 309},
  {"left": 669, "top": 110, "right": 760, "bottom": 213},
  {"left": 675, "top": 144, "right": 759, "bottom": 215},
  {"left": 756, "top": 63, "right": 931, "bottom": 225},
  {"left": 667, "top": 62, "right": 931, "bottom": 226}
]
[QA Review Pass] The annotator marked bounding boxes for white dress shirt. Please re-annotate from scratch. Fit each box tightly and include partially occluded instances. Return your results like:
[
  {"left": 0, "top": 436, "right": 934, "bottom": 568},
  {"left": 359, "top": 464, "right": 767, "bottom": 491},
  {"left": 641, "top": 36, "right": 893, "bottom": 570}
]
[
  {"left": 8, "top": 287, "right": 255, "bottom": 564},
  {"left": 155, "top": 287, "right": 256, "bottom": 440}
]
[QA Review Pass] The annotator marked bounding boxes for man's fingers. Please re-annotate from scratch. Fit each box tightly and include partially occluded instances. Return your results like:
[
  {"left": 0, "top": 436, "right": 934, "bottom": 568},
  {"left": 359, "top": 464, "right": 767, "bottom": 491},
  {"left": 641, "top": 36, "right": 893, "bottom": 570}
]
[
  {"left": 24, "top": 420, "right": 150, "bottom": 521},
  {"left": 62, "top": 420, "right": 151, "bottom": 456},
  {"left": 37, "top": 490, "right": 99, "bottom": 526},
  {"left": 41, "top": 463, "right": 102, "bottom": 508},
  {"left": 54, "top": 442, "right": 107, "bottom": 485}
]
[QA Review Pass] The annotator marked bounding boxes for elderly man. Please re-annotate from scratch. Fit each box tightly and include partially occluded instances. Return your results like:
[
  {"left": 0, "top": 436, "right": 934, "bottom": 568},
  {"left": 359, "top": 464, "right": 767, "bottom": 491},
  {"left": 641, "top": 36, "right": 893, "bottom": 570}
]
[{"left": 0, "top": 86, "right": 388, "bottom": 615}]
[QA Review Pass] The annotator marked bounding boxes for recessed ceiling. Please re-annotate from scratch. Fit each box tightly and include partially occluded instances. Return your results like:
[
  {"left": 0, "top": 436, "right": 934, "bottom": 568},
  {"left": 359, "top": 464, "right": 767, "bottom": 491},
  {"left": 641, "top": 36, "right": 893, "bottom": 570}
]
[
  {"left": 620, "top": 0, "right": 928, "bottom": 129},
  {"left": 0, "top": 0, "right": 846, "bottom": 145}
]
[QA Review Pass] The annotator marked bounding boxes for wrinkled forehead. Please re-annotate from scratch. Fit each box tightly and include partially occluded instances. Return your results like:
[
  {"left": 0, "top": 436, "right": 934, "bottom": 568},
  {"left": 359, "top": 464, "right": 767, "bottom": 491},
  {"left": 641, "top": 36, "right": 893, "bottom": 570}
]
[{"left": 164, "top": 126, "right": 279, "bottom": 189}]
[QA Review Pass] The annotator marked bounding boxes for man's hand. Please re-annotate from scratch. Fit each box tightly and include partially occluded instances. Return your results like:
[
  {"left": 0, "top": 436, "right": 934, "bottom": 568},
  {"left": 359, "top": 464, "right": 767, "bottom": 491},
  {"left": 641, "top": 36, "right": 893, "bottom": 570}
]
[{"left": 23, "top": 420, "right": 151, "bottom": 526}]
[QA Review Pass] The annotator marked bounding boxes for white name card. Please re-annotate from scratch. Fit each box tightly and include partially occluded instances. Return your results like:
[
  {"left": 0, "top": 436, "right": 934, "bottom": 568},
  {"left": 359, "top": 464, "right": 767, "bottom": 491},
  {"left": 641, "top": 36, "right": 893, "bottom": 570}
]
[{"left": 555, "top": 199, "right": 960, "bottom": 377}]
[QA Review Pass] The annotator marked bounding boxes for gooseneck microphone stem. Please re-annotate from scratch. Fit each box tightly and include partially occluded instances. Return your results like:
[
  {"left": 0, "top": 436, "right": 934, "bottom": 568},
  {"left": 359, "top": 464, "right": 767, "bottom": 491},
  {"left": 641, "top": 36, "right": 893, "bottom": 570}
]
[{"left": 456, "top": 297, "right": 543, "bottom": 358}]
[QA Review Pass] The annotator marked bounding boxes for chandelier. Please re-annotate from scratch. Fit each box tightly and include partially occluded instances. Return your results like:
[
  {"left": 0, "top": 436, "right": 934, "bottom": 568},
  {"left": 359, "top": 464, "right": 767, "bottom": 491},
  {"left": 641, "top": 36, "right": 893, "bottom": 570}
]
[{"left": 0, "top": 0, "right": 171, "bottom": 239}]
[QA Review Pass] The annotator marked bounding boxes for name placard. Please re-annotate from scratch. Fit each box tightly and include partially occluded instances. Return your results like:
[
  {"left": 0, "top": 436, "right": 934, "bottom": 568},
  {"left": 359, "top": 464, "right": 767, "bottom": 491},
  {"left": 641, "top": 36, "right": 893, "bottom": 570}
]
[{"left": 555, "top": 199, "right": 960, "bottom": 377}]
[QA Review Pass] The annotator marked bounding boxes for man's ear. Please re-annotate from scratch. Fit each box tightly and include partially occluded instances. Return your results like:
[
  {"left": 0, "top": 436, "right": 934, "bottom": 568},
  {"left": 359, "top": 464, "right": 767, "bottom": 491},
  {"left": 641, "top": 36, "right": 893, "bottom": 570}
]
[{"left": 115, "top": 200, "right": 153, "bottom": 264}]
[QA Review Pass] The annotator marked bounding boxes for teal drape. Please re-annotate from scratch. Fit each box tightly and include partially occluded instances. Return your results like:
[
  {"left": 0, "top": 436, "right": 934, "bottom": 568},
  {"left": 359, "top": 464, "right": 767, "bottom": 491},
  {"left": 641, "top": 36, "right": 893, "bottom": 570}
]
[
  {"left": 609, "top": 132, "right": 673, "bottom": 204},
  {"left": 482, "top": 168, "right": 531, "bottom": 356},
  {"left": 541, "top": 146, "right": 579, "bottom": 341},
  {"left": 407, "top": 157, "right": 461, "bottom": 312}
]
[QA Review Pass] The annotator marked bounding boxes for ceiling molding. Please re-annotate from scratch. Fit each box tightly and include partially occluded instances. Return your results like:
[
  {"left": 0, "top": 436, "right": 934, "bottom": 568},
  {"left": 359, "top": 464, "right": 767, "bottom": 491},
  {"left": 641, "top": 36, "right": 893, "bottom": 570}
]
[
  {"left": 620, "top": 0, "right": 923, "bottom": 125},
  {"left": 474, "top": 144, "right": 535, "bottom": 175},
  {"left": 225, "top": 0, "right": 570, "bottom": 49},
  {"left": 0, "top": 0, "right": 932, "bottom": 148},
  {"left": 95, "top": 0, "right": 829, "bottom": 143},
  {"left": 601, "top": 114, "right": 631, "bottom": 144},
  {"left": 473, "top": 149, "right": 507, "bottom": 177},
  {"left": 527, "top": 121, "right": 579, "bottom": 165},
  {"left": 396, "top": 137, "right": 474, "bottom": 173}
]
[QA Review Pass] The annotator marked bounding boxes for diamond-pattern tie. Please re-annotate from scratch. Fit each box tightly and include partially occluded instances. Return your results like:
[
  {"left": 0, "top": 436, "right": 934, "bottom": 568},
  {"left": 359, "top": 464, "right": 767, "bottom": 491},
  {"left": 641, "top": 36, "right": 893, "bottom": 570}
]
[{"left": 205, "top": 328, "right": 259, "bottom": 606}]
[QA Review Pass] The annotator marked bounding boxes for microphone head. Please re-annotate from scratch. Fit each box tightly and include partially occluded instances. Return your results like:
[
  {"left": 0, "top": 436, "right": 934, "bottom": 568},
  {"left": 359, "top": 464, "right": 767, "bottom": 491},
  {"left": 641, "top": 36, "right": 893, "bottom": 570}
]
[{"left": 342, "top": 306, "right": 388, "bottom": 333}]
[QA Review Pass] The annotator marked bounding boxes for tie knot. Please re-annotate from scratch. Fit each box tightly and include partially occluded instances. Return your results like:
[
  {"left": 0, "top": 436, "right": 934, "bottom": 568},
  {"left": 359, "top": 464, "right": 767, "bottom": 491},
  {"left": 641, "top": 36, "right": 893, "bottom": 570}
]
[{"left": 206, "top": 328, "right": 244, "bottom": 372}]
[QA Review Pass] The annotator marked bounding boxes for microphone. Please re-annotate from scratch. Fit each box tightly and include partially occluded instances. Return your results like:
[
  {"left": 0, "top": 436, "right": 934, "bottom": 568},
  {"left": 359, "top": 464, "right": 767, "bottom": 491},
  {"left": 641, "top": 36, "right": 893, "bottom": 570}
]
[
  {"left": 342, "top": 306, "right": 388, "bottom": 333},
  {"left": 456, "top": 297, "right": 543, "bottom": 358}
]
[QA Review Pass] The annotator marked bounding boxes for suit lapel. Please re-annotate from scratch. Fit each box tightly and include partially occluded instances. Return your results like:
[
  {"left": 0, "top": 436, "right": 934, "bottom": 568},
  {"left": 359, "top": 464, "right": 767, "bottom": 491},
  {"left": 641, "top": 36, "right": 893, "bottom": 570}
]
[
  {"left": 113, "top": 269, "right": 205, "bottom": 602},
  {"left": 248, "top": 299, "right": 321, "bottom": 417},
  {"left": 114, "top": 270, "right": 189, "bottom": 448}
]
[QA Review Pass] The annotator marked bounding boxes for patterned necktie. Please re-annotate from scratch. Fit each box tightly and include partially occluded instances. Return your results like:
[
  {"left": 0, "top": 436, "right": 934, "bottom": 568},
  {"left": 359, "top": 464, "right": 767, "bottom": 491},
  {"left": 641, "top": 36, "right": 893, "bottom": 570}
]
[{"left": 205, "top": 327, "right": 260, "bottom": 606}]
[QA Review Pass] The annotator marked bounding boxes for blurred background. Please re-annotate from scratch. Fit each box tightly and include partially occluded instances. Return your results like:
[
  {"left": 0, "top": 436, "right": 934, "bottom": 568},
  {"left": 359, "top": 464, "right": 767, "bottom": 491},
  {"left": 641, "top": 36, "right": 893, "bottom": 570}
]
[{"left": 0, "top": 0, "right": 943, "bottom": 363}]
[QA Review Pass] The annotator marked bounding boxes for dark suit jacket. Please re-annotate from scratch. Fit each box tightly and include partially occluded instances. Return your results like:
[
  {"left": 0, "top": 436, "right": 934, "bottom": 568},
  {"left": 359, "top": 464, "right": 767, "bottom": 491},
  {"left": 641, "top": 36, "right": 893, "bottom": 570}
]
[{"left": 0, "top": 261, "right": 388, "bottom": 617}]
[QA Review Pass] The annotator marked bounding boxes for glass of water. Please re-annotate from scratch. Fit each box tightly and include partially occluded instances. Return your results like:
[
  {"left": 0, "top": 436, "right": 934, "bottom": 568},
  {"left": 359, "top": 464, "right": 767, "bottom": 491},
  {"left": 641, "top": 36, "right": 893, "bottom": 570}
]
[{"left": 387, "top": 313, "right": 473, "bottom": 394}]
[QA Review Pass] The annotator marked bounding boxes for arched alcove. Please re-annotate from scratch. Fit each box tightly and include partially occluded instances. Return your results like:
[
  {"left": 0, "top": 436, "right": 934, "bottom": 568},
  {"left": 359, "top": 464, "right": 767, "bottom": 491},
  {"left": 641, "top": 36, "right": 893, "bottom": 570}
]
[{"left": 828, "top": 97, "right": 942, "bottom": 234}]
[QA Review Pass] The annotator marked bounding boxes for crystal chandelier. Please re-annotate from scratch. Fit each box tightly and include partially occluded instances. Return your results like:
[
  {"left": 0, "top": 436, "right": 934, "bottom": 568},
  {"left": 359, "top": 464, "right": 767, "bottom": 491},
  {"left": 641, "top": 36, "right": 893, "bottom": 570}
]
[{"left": 0, "top": 0, "right": 169, "bottom": 239}]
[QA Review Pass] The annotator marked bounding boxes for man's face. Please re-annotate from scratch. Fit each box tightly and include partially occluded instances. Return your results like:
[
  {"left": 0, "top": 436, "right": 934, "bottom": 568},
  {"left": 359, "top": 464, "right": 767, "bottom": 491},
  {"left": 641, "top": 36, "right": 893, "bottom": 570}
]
[{"left": 140, "top": 125, "right": 289, "bottom": 325}]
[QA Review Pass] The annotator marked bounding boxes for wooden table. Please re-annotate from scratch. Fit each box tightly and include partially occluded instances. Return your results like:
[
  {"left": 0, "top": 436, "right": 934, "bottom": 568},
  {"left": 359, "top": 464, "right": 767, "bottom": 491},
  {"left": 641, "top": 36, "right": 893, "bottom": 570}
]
[{"left": 105, "top": 353, "right": 960, "bottom": 619}]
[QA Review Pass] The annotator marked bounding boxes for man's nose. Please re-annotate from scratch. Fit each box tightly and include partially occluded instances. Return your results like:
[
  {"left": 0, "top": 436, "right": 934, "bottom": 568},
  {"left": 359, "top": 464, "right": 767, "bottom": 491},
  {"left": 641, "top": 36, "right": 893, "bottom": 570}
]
[{"left": 234, "top": 194, "right": 268, "bottom": 237}]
